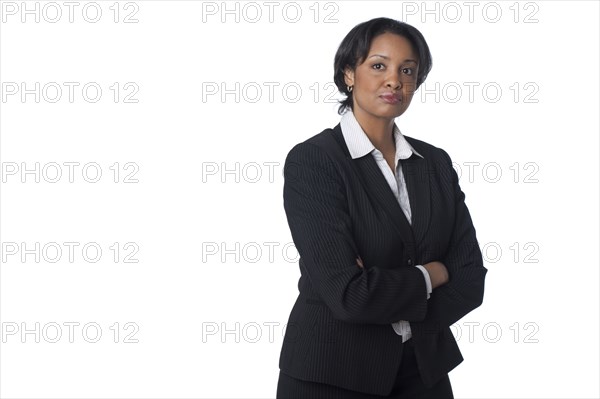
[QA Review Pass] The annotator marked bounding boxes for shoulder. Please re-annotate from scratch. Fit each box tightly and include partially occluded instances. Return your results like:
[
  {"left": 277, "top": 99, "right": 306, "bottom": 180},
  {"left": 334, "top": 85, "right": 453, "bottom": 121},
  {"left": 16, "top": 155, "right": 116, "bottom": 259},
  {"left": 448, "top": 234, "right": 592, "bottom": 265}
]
[
  {"left": 298, "top": 125, "right": 343, "bottom": 155},
  {"left": 284, "top": 125, "right": 345, "bottom": 181},
  {"left": 403, "top": 135, "right": 453, "bottom": 166},
  {"left": 285, "top": 127, "right": 334, "bottom": 161},
  {"left": 404, "top": 136, "right": 461, "bottom": 189}
]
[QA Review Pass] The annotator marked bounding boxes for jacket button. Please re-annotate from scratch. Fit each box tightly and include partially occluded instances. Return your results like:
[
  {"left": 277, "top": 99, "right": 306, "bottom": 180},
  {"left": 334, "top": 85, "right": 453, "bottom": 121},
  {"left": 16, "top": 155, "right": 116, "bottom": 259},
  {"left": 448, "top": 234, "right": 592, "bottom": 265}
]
[{"left": 407, "top": 258, "right": 413, "bottom": 266}]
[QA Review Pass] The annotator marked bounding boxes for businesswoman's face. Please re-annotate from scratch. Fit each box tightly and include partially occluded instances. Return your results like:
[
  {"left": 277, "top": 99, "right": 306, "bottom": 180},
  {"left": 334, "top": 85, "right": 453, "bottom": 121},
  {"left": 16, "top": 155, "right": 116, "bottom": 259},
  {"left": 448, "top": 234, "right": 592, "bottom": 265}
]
[{"left": 344, "top": 32, "right": 419, "bottom": 121}]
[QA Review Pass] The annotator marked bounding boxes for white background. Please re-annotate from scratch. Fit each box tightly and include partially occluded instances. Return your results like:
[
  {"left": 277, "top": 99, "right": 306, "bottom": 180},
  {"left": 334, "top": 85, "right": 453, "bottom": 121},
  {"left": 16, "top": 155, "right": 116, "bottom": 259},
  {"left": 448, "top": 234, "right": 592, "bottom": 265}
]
[{"left": 1, "top": 1, "right": 599, "bottom": 398}]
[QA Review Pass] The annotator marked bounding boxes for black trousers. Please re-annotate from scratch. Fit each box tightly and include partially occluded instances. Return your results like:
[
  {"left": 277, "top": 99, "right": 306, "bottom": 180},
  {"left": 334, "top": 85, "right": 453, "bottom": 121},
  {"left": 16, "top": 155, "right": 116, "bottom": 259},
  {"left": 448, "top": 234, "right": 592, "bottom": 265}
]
[{"left": 276, "top": 338, "right": 453, "bottom": 398}]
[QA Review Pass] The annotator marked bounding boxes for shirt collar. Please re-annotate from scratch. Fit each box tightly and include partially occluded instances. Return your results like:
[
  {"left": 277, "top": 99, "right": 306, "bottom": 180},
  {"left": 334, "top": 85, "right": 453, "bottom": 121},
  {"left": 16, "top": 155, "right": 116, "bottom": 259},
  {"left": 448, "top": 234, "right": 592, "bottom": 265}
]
[{"left": 340, "top": 109, "right": 424, "bottom": 161}]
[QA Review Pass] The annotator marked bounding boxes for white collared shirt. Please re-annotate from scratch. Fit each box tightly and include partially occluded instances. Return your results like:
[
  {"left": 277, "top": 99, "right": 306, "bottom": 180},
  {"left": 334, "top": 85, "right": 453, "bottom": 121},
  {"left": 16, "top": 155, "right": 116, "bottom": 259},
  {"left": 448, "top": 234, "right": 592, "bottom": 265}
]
[{"left": 340, "top": 109, "right": 432, "bottom": 343}]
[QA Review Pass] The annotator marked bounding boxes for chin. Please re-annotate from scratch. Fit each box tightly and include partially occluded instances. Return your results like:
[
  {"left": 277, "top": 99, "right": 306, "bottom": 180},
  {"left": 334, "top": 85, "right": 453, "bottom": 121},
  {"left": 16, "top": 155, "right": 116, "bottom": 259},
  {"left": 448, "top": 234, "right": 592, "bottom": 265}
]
[
  {"left": 376, "top": 106, "right": 406, "bottom": 119},
  {"left": 395, "top": 108, "right": 409, "bottom": 117}
]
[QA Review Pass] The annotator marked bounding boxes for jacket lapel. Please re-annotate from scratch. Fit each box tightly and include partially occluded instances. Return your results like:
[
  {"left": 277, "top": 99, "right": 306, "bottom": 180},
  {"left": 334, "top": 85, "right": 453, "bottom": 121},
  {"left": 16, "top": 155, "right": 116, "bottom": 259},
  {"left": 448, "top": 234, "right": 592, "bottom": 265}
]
[
  {"left": 399, "top": 146, "right": 431, "bottom": 246},
  {"left": 331, "top": 124, "right": 416, "bottom": 245},
  {"left": 354, "top": 155, "right": 416, "bottom": 244}
]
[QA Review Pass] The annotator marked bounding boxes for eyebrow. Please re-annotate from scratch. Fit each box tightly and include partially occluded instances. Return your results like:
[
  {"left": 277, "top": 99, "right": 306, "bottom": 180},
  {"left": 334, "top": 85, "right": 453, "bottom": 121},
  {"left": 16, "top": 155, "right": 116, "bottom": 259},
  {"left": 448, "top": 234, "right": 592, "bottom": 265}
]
[{"left": 368, "top": 54, "right": 418, "bottom": 63}]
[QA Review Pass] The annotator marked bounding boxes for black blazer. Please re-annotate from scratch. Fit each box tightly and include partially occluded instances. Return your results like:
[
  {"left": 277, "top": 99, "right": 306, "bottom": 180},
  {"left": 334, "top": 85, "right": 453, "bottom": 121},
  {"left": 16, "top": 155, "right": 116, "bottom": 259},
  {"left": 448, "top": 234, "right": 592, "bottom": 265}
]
[{"left": 279, "top": 122, "right": 488, "bottom": 396}]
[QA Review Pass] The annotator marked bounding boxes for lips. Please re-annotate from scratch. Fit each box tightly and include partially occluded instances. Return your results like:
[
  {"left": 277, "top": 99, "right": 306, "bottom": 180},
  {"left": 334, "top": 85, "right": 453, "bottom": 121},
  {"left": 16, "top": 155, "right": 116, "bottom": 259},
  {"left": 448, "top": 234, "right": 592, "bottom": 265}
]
[{"left": 380, "top": 92, "right": 402, "bottom": 104}]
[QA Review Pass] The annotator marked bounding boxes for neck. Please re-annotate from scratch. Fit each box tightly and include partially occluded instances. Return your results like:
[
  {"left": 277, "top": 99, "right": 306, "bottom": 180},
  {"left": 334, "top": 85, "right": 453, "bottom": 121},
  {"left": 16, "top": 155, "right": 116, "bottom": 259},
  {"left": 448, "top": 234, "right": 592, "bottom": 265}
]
[{"left": 352, "top": 108, "right": 396, "bottom": 154}]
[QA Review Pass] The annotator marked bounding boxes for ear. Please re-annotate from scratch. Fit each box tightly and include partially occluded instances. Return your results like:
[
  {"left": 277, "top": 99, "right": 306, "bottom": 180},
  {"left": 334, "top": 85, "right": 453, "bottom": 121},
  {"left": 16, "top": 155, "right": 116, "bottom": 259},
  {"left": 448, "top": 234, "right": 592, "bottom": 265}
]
[{"left": 343, "top": 66, "right": 355, "bottom": 87}]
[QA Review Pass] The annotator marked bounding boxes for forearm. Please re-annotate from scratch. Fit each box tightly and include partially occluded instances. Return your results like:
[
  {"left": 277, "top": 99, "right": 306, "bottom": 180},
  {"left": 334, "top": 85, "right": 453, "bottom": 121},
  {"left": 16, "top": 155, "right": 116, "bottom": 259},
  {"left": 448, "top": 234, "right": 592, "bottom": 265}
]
[
  {"left": 296, "top": 241, "right": 429, "bottom": 324},
  {"left": 411, "top": 259, "right": 487, "bottom": 334},
  {"left": 422, "top": 261, "right": 448, "bottom": 290}
]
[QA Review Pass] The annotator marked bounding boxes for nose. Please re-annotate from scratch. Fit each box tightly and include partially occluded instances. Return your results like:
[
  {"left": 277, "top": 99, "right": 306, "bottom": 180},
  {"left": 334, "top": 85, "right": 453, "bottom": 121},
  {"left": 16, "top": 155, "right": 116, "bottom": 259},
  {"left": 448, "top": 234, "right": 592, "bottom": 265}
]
[{"left": 385, "top": 72, "right": 401, "bottom": 90}]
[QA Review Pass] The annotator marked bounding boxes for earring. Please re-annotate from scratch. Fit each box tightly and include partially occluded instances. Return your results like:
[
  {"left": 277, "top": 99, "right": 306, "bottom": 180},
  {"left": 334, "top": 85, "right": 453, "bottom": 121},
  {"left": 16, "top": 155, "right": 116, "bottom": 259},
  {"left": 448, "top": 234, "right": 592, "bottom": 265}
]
[{"left": 347, "top": 85, "right": 353, "bottom": 93}]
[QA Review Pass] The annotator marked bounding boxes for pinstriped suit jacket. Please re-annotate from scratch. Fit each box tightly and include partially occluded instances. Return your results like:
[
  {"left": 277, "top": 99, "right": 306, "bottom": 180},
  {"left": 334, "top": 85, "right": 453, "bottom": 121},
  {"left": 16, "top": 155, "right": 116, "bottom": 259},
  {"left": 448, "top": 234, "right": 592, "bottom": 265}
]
[{"left": 279, "top": 122, "right": 487, "bottom": 396}]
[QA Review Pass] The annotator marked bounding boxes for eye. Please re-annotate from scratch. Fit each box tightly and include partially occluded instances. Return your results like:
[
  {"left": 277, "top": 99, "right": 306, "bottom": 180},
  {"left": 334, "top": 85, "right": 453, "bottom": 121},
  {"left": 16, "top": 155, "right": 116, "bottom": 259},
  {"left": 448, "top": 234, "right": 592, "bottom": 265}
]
[
  {"left": 402, "top": 67, "right": 414, "bottom": 75},
  {"left": 372, "top": 63, "right": 385, "bottom": 70}
]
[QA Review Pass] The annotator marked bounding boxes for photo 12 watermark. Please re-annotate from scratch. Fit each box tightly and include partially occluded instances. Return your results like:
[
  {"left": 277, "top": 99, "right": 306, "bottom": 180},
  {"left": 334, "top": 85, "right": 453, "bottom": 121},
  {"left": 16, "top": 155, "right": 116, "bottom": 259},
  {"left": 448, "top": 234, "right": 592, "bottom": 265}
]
[
  {"left": 398, "top": 1, "right": 540, "bottom": 24},
  {"left": 1, "top": 1, "right": 140, "bottom": 23},
  {"left": 1, "top": 241, "right": 141, "bottom": 264},
  {"left": 1, "top": 82, "right": 140, "bottom": 103},
  {"left": 200, "top": 1, "right": 340, "bottom": 24},
  {"left": 2, "top": 321, "right": 140, "bottom": 343},
  {"left": 2, "top": 162, "right": 140, "bottom": 183}
]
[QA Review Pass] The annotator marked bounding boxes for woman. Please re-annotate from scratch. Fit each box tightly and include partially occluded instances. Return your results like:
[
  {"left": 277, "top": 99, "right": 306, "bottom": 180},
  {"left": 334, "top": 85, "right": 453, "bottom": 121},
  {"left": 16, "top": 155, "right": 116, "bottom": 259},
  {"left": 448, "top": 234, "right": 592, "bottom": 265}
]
[{"left": 276, "top": 17, "right": 487, "bottom": 398}]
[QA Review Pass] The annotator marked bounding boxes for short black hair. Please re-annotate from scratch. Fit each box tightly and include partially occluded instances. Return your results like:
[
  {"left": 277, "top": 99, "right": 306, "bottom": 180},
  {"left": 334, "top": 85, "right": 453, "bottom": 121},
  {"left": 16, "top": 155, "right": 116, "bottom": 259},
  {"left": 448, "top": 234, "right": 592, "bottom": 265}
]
[{"left": 333, "top": 17, "right": 433, "bottom": 115}]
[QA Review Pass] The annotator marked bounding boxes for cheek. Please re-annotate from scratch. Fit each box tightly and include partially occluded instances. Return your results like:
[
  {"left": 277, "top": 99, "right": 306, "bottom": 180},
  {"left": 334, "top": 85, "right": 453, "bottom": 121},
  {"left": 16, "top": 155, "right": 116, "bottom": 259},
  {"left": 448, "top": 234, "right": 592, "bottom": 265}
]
[
  {"left": 403, "top": 82, "right": 418, "bottom": 97},
  {"left": 402, "top": 78, "right": 418, "bottom": 91},
  {"left": 355, "top": 81, "right": 371, "bottom": 94},
  {"left": 356, "top": 73, "right": 378, "bottom": 91}
]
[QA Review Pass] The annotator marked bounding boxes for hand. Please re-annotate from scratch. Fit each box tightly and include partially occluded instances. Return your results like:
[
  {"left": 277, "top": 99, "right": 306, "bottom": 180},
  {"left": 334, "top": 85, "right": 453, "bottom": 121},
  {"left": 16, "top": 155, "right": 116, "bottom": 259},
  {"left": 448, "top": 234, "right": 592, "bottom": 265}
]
[{"left": 423, "top": 261, "right": 449, "bottom": 289}]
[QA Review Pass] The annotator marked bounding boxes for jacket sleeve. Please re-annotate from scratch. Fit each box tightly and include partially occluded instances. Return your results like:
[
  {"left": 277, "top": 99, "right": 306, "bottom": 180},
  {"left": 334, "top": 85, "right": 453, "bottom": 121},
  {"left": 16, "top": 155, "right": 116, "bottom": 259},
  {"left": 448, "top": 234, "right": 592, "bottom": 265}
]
[
  {"left": 411, "top": 149, "right": 488, "bottom": 335},
  {"left": 283, "top": 141, "right": 428, "bottom": 324}
]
